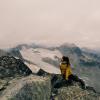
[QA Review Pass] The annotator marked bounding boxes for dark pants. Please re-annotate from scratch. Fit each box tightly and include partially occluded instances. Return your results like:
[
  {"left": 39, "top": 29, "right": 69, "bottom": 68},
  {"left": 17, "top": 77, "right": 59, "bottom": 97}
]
[
  {"left": 67, "top": 74, "right": 85, "bottom": 89},
  {"left": 53, "top": 74, "right": 85, "bottom": 89}
]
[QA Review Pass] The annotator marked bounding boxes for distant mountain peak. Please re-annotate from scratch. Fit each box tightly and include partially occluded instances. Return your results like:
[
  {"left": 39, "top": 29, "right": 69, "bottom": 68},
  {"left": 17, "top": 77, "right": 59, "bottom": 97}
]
[{"left": 61, "top": 43, "right": 77, "bottom": 48}]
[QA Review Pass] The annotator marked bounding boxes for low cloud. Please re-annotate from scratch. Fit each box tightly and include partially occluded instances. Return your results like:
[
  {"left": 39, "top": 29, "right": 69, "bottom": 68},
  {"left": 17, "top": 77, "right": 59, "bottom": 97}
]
[{"left": 0, "top": 0, "right": 100, "bottom": 49}]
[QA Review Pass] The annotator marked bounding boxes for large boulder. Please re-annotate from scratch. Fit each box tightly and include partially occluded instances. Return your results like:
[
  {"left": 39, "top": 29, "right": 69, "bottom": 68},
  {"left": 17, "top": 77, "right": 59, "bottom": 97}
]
[
  {"left": 37, "top": 69, "right": 50, "bottom": 76},
  {"left": 51, "top": 75, "right": 100, "bottom": 100},
  {"left": 0, "top": 75, "right": 51, "bottom": 100},
  {"left": 53, "top": 84, "right": 100, "bottom": 100},
  {"left": 37, "top": 69, "right": 100, "bottom": 100},
  {"left": 0, "top": 68, "right": 100, "bottom": 100},
  {"left": 0, "top": 56, "right": 32, "bottom": 79}
]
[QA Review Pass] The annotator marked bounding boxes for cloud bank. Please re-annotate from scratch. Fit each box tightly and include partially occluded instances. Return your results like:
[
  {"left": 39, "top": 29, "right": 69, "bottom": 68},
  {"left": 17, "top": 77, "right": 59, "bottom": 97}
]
[{"left": 0, "top": 0, "right": 100, "bottom": 49}]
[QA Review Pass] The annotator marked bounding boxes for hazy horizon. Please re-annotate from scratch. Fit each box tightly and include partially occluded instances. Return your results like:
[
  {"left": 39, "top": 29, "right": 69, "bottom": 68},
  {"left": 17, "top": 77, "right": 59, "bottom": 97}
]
[{"left": 0, "top": 0, "right": 100, "bottom": 49}]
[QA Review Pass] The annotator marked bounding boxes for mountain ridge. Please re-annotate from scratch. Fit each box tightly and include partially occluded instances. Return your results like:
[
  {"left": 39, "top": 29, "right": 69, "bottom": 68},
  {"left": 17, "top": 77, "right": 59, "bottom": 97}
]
[{"left": 1, "top": 43, "right": 100, "bottom": 92}]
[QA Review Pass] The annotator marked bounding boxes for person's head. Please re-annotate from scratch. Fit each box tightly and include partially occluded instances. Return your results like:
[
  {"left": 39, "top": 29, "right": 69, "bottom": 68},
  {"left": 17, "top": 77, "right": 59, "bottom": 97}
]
[{"left": 61, "top": 56, "right": 70, "bottom": 65}]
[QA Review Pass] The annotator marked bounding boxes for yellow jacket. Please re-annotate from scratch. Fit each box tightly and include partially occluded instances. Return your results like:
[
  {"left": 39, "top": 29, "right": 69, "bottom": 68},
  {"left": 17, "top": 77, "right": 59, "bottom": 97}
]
[{"left": 60, "top": 63, "right": 72, "bottom": 80}]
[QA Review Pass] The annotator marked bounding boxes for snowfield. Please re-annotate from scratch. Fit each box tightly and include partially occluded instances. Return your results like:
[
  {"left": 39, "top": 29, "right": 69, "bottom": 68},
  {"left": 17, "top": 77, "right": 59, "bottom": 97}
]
[{"left": 20, "top": 47, "right": 62, "bottom": 74}]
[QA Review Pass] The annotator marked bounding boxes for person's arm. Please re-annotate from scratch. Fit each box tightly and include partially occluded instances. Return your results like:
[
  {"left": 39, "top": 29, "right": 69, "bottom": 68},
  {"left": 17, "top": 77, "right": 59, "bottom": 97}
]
[
  {"left": 69, "top": 67, "right": 72, "bottom": 75},
  {"left": 54, "top": 56, "right": 62, "bottom": 62},
  {"left": 65, "top": 66, "right": 73, "bottom": 80},
  {"left": 65, "top": 67, "right": 69, "bottom": 80}
]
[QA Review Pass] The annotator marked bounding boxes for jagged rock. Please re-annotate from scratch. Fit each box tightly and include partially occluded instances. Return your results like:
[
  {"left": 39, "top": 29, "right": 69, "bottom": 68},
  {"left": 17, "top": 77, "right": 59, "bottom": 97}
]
[
  {"left": 0, "top": 56, "right": 32, "bottom": 79},
  {"left": 53, "top": 84, "right": 100, "bottom": 100},
  {"left": 36, "top": 69, "right": 100, "bottom": 100},
  {"left": 0, "top": 56, "right": 100, "bottom": 100},
  {"left": 51, "top": 74, "right": 100, "bottom": 100},
  {"left": 0, "top": 75, "right": 51, "bottom": 100},
  {"left": 37, "top": 69, "right": 50, "bottom": 76}
]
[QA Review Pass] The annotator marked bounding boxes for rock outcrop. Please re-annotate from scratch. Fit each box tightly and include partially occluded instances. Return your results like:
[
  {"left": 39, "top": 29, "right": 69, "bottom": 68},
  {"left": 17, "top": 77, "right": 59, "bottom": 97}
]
[
  {"left": 53, "top": 84, "right": 100, "bottom": 100},
  {"left": 37, "top": 69, "right": 100, "bottom": 100},
  {"left": 0, "top": 56, "right": 32, "bottom": 94},
  {"left": 0, "top": 56, "right": 100, "bottom": 100},
  {"left": 0, "top": 75, "right": 51, "bottom": 100},
  {"left": 0, "top": 73, "right": 100, "bottom": 100},
  {"left": 0, "top": 56, "right": 32, "bottom": 79}
]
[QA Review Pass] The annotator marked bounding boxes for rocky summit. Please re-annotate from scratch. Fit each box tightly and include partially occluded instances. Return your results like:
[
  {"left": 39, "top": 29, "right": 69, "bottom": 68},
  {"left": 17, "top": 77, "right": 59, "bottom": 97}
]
[
  {"left": 38, "top": 69, "right": 100, "bottom": 100},
  {"left": 0, "top": 56, "right": 32, "bottom": 79},
  {"left": 53, "top": 84, "right": 100, "bottom": 100},
  {"left": 0, "top": 75, "right": 51, "bottom": 100},
  {"left": 0, "top": 56, "right": 100, "bottom": 100}
]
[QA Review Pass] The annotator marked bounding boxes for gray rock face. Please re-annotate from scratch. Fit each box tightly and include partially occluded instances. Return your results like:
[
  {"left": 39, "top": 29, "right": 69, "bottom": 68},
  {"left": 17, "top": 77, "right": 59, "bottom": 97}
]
[
  {"left": 0, "top": 56, "right": 32, "bottom": 79},
  {"left": 37, "top": 69, "right": 100, "bottom": 100},
  {"left": 53, "top": 84, "right": 100, "bottom": 100},
  {"left": 0, "top": 75, "right": 51, "bottom": 100},
  {"left": 0, "top": 69, "right": 100, "bottom": 100},
  {"left": 0, "top": 55, "right": 100, "bottom": 100}
]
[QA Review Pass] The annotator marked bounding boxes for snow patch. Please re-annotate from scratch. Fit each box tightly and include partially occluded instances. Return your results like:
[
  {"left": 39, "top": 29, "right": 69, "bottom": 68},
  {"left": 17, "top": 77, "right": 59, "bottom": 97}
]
[{"left": 20, "top": 48, "right": 61, "bottom": 74}]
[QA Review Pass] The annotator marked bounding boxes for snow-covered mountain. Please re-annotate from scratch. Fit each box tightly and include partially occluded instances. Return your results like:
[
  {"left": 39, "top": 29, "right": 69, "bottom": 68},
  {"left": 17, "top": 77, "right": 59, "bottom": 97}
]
[
  {"left": 20, "top": 47, "right": 61, "bottom": 74},
  {"left": 4, "top": 43, "right": 100, "bottom": 92}
]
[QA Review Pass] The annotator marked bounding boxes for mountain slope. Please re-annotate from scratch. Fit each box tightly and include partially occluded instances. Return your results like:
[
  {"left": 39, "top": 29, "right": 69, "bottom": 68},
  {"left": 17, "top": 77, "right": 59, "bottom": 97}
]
[
  {"left": 0, "top": 68, "right": 100, "bottom": 100},
  {"left": 0, "top": 75, "right": 51, "bottom": 100},
  {"left": 0, "top": 56, "right": 32, "bottom": 79},
  {"left": 5, "top": 43, "right": 100, "bottom": 92}
]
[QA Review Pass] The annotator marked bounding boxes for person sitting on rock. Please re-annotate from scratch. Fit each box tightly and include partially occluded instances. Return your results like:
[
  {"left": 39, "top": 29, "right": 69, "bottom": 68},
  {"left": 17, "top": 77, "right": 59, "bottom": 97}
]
[{"left": 60, "top": 56, "right": 86, "bottom": 89}]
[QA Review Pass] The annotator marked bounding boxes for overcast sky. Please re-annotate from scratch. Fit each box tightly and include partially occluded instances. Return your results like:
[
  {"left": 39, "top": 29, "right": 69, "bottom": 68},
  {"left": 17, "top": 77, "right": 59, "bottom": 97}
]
[{"left": 0, "top": 0, "right": 100, "bottom": 49}]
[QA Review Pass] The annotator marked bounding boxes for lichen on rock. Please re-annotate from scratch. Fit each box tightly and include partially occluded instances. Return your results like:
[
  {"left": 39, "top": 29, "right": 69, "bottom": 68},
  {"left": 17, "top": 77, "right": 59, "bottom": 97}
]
[{"left": 0, "top": 75, "right": 51, "bottom": 100}]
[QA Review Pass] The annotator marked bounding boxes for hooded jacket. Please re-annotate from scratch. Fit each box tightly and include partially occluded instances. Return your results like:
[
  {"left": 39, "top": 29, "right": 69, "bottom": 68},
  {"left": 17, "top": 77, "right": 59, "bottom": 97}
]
[{"left": 60, "top": 62, "right": 72, "bottom": 80}]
